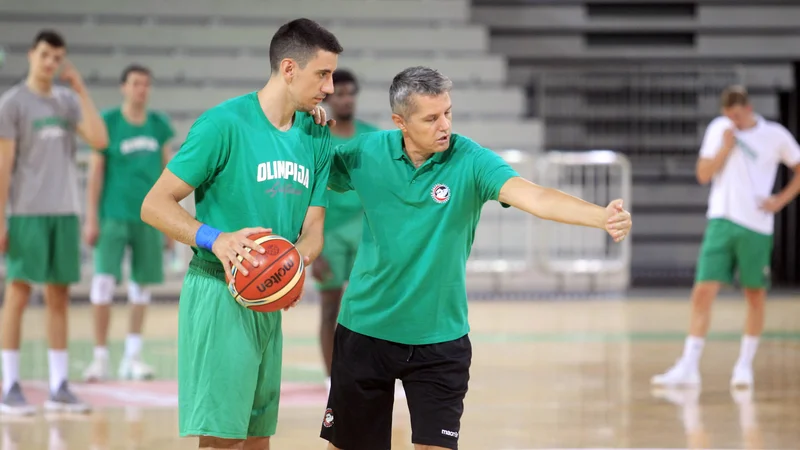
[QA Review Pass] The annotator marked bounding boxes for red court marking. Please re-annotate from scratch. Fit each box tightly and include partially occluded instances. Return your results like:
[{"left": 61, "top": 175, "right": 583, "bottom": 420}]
[{"left": 11, "top": 380, "right": 327, "bottom": 409}]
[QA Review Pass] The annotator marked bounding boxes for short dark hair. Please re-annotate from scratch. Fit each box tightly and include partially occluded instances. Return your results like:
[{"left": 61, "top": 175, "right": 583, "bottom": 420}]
[
  {"left": 32, "top": 30, "right": 65, "bottom": 49},
  {"left": 333, "top": 69, "right": 359, "bottom": 92},
  {"left": 721, "top": 85, "right": 749, "bottom": 108},
  {"left": 268, "top": 18, "right": 343, "bottom": 72},
  {"left": 120, "top": 64, "right": 152, "bottom": 84}
]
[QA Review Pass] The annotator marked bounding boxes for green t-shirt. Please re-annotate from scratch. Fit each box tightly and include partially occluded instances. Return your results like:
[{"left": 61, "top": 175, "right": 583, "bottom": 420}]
[
  {"left": 325, "top": 120, "right": 381, "bottom": 231},
  {"left": 329, "top": 130, "right": 519, "bottom": 345},
  {"left": 99, "top": 108, "right": 174, "bottom": 221},
  {"left": 167, "top": 92, "right": 332, "bottom": 266}
]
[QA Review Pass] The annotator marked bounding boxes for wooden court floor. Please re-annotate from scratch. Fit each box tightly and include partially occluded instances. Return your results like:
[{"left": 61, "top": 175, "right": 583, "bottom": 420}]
[{"left": 1, "top": 295, "right": 799, "bottom": 449}]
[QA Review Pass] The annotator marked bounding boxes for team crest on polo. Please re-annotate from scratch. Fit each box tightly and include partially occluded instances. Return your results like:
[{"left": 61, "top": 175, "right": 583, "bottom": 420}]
[{"left": 431, "top": 183, "right": 451, "bottom": 204}]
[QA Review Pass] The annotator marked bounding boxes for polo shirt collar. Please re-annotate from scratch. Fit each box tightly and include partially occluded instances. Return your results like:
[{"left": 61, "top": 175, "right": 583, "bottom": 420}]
[{"left": 390, "top": 130, "right": 453, "bottom": 164}]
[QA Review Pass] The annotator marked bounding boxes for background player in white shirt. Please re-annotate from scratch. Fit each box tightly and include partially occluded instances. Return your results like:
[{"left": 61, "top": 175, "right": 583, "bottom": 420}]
[{"left": 652, "top": 85, "right": 800, "bottom": 388}]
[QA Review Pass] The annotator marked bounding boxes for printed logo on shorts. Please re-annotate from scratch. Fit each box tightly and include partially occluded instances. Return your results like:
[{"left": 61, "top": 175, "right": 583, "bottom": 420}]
[
  {"left": 441, "top": 429, "right": 459, "bottom": 438},
  {"left": 322, "top": 408, "right": 334, "bottom": 428},
  {"left": 431, "top": 183, "right": 451, "bottom": 204}
]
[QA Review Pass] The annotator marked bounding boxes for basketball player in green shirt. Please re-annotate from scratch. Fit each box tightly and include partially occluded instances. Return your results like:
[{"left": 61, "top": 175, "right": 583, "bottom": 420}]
[
  {"left": 319, "top": 66, "right": 632, "bottom": 450},
  {"left": 82, "top": 64, "right": 175, "bottom": 383},
  {"left": 313, "top": 69, "right": 380, "bottom": 392},
  {"left": 141, "top": 19, "right": 341, "bottom": 449}
]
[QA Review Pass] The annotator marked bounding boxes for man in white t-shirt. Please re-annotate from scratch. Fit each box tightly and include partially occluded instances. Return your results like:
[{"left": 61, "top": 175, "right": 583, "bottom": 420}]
[{"left": 652, "top": 85, "right": 800, "bottom": 388}]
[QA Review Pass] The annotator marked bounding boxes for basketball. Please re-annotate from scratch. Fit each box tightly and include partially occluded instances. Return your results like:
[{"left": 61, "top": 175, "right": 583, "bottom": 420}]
[{"left": 226, "top": 232, "right": 305, "bottom": 312}]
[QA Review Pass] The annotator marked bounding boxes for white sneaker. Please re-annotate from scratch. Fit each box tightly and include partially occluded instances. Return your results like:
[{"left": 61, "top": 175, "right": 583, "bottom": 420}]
[
  {"left": 651, "top": 360, "right": 701, "bottom": 387},
  {"left": 730, "top": 365, "right": 753, "bottom": 389},
  {"left": 83, "top": 356, "right": 110, "bottom": 383},
  {"left": 118, "top": 358, "right": 155, "bottom": 381}
]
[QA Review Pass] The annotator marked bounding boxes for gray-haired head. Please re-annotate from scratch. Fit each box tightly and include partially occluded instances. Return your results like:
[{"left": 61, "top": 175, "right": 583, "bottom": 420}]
[{"left": 389, "top": 66, "right": 453, "bottom": 117}]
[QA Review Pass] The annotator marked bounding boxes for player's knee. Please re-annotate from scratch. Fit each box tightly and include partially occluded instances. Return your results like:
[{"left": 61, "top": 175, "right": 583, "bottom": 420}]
[
  {"left": 90, "top": 274, "right": 116, "bottom": 305},
  {"left": 128, "top": 282, "right": 152, "bottom": 305},
  {"left": 743, "top": 288, "right": 766, "bottom": 309},
  {"left": 2, "top": 282, "right": 32, "bottom": 313},
  {"left": 691, "top": 282, "right": 718, "bottom": 309},
  {"left": 198, "top": 436, "right": 245, "bottom": 449}
]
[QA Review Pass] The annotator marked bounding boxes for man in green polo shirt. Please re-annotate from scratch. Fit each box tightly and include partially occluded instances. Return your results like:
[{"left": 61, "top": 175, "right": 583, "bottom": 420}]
[{"left": 318, "top": 66, "right": 632, "bottom": 450}]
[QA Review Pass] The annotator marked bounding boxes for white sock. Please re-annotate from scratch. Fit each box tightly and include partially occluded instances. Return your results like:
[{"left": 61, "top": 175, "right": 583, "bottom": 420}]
[
  {"left": 94, "top": 346, "right": 109, "bottom": 360},
  {"left": 48, "top": 350, "right": 68, "bottom": 393},
  {"left": 1, "top": 351, "right": 20, "bottom": 395},
  {"left": 124, "top": 334, "right": 142, "bottom": 359},
  {"left": 680, "top": 336, "right": 705, "bottom": 368},
  {"left": 736, "top": 335, "right": 759, "bottom": 368}
]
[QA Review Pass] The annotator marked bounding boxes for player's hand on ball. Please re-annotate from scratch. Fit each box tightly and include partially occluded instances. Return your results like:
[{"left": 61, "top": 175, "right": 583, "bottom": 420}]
[
  {"left": 605, "top": 199, "right": 631, "bottom": 243},
  {"left": 83, "top": 219, "right": 100, "bottom": 247},
  {"left": 310, "top": 105, "right": 335, "bottom": 127},
  {"left": 283, "top": 255, "right": 311, "bottom": 311},
  {"left": 212, "top": 227, "right": 272, "bottom": 281}
]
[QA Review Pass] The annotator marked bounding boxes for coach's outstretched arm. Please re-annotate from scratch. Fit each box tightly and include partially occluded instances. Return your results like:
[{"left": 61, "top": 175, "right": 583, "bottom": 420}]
[{"left": 497, "top": 177, "right": 632, "bottom": 242}]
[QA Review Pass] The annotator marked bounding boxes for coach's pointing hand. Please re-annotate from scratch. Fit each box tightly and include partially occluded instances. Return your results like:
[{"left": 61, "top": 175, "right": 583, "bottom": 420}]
[
  {"left": 210, "top": 227, "right": 272, "bottom": 282},
  {"left": 605, "top": 199, "right": 632, "bottom": 243}
]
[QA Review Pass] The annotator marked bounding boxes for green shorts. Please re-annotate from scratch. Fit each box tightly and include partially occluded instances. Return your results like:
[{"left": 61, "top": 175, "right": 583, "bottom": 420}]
[
  {"left": 94, "top": 219, "right": 163, "bottom": 284},
  {"left": 316, "top": 222, "right": 361, "bottom": 291},
  {"left": 695, "top": 218, "right": 774, "bottom": 289},
  {"left": 178, "top": 257, "right": 283, "bottom": 439},
  {"left": 5, "top": 215, "right": 80, "bottom": 285}
]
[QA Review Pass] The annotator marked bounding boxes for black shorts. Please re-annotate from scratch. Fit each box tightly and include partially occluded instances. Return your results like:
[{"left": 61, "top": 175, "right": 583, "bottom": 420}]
[{"left": 319, "top": 325, "right": 472, "bottom": 450}]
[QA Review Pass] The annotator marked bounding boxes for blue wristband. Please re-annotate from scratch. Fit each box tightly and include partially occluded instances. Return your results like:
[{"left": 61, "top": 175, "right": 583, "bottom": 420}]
[{"left": 195, "top": 224, "right": 222, "bottom": 251}]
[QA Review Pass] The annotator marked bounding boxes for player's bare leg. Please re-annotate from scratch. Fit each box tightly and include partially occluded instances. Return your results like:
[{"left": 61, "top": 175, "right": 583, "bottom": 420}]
[
  {"left": 652, "top": 281, "right": 721, "bottom": 387},
  {"left": 242, "top": 437, "right": 270, "bottom": 449},
  {"left": 320, "top": 288, "right": 343, "bottom": 386},
  {"left": 42, "top": 284, "right": 90, "bottom": 413},
  {"left": 84, "top": 274, "right": 114, "bottom": 381},
  {"left": 118, "top": 283, "right": 155, "bottom": 380},
  {"left": 0, "top": 281, "right": 35, "bottom": 415},
  {"left": 731, "top": 288, "right": 765, "bottom": 387},
  {"left": 199, "top": 436, "right": 245, "bottom": 449}
]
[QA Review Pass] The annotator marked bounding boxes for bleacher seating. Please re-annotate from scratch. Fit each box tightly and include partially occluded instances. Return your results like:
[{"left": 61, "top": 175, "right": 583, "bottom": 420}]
[
  {"left": 0, "top": 0, "right": 542, "bottom": 153},
  {"left": 0, "top": 0, "right": 554, "bottom": 295},
  {"left": 471, "top": 0, "right": 800, "bottom": 284}
]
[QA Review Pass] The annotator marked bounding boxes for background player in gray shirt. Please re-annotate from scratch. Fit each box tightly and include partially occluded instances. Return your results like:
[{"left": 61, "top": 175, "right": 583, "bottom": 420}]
[{"left": 0, "top": 30, "right": 108, "bottom": 415}]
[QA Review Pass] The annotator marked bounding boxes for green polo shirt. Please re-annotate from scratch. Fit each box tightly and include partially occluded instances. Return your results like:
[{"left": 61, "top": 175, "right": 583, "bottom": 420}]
[{"left": 329, "top": 129, "right": 519, "bottom": 345}]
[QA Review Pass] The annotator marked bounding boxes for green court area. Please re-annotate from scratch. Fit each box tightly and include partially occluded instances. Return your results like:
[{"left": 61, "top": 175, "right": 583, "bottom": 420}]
[{"left": 4, "top": 330, "right": 799, "bottom": 382}]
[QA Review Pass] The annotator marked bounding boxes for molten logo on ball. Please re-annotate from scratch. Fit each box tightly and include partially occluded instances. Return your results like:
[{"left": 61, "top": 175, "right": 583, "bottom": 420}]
[{"left": 256, "top": 259, "right": 296, "bottom": 292}]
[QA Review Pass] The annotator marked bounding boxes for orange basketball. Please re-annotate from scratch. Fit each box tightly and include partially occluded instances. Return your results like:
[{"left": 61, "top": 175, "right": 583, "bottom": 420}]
[{"left": 226, "top": 232, "right": 305, "bottom": 313}]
